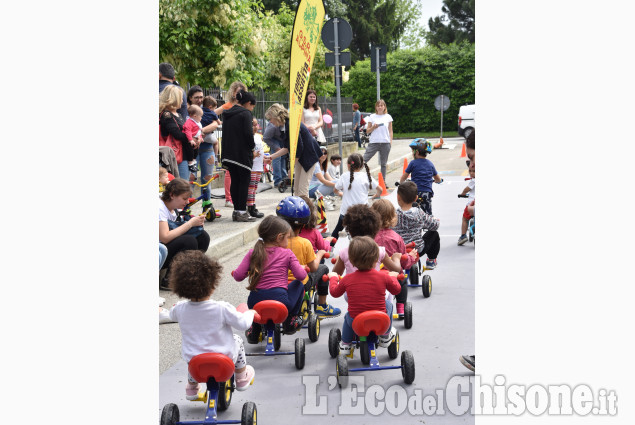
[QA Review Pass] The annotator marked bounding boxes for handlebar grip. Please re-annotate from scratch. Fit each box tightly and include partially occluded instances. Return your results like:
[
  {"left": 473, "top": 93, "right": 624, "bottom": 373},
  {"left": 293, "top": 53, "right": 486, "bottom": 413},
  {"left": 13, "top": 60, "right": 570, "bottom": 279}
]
[
  {"left": 331, "top": 257, "right": 337, "bottom": 264},
  {"left": 322, "top": 274, "right": 329, "bottom": 281},
  {"left": 397, "top": 273, "right": 405, "bottom": 281},
  {"left": 405, "top": 241, "right": 416, "bottom": 249},
  {"left": 323, "top": 252, "right": 330, "bottom": 259},
  {"left": 331, "top": 238, "right": 337, "bottom": 244},
  {"left": 304, "top": 266, "right": 310, "bottom": 273}
]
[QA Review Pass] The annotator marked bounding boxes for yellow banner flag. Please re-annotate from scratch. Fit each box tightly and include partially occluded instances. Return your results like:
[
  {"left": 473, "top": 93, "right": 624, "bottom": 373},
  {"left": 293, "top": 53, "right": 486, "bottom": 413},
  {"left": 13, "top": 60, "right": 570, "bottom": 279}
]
[{"left": 288, "top": 0, "right": 325, "bottom": 191}]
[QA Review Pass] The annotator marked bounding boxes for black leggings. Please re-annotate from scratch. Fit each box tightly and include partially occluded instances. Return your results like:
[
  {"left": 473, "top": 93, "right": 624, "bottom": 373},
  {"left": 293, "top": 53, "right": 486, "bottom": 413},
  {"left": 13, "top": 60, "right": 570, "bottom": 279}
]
[
  {"left": 225, "top": 163, "right": 251, "bottom": 211},
  {"left": 162, "top": 231, "right": 211, "bottom": 270},
  {"left": 395, "top": 278, "right": 408, "bottom": 304},
  {"left": 331, "top": 214, "right": 345, "bottom": 240},
  {"left": 418, "top": 230, "right": 440, "bottom": 260},
  {"left": 306, "top": 264, "right": 330, "bottom": 296}
]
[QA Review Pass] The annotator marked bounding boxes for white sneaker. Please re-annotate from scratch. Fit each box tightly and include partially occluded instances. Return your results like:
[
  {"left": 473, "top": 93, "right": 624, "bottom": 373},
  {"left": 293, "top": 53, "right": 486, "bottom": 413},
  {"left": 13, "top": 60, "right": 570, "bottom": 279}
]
[
  {"left": 159, "top": 296, "right": 166, "bottom": 307},
  {"left": 339, "top": 342, "right": 353, "bottom": 356},
  {"left": 159, "top": 308, "right": 175, "bottom": 324},
  {"left": 377, "top": 326, "right": 396, "bottom": 348},
  {"left": 225, "top": 201, "right": 234, "bottom": 208}
]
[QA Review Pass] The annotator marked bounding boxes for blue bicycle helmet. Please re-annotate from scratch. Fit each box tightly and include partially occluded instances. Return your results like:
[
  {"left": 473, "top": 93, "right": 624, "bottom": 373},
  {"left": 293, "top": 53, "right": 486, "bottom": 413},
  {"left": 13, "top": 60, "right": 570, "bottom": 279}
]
[
  {"left": 276, "top": 196, "right": 311, "bottom": 225},
  {"left": 409, "top": 138, "right": 432, "bottom": 155}
]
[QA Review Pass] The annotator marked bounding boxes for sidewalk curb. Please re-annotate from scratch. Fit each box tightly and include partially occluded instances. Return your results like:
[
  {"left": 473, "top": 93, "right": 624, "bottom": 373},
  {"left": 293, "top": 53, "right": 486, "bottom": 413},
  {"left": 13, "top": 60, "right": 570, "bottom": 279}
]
[{"left": 208, "top": 148, "right": 413, "bottom": 260}]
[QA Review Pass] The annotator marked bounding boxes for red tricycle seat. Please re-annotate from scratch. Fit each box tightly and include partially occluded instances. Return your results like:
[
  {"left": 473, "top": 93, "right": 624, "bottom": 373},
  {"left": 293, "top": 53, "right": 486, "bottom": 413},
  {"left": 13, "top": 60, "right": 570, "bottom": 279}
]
[
  {"left": 252, "top": 300, "right": 288, "bottom": 325},
  {"left": 188, "top": 353, "right": 235, "bottom": 383},
  {"left": 352, "top": 311, "right": 390, "bottom": 337}
]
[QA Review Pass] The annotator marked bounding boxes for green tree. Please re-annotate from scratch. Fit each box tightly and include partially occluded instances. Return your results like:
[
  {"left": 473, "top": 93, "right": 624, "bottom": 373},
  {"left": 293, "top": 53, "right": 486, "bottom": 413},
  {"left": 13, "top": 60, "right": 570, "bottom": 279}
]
[
  {"left": 341, "top": 42, "right": 474, "bottom": 132},
  {"left": 426, "top": 0, "right": 474, "bottom": 47},
  {"left": 159, "top": 0, "right": 267, "bottom": 89}
]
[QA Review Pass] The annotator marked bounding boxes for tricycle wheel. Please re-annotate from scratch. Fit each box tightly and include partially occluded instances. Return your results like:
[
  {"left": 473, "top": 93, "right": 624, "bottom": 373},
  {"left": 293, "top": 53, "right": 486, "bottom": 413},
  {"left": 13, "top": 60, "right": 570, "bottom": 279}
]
[
  {"left": 241, "top": 401, "right": 257, "bottom": 425},
  {"left": 409, "top": 263, "right": 419, "bottom": 286},
  {"left": 278, "top": 181, "right": 286, "bottom": 193},
  {"left": 295, "top": 338, "right": 306, "bottom": 369},
  {"left": 308, "top": 314, "right": 320, "bottom": 342},
  {"left": 388, "top": 331, "right": 400, "bottom": 359},
  {"left": 360, "top": 340, "right": 370, "bottom": 365},
  {"left": 205, "top": 205, "right": 216, "bottom": 222},
  {"left": 422, "top": 275, "right": 432, "bottom": 298},
  {"left": 404, "top": 302, "right": 413, "bottom": 329},
  {"left": 328, "top": 328, "right": 341, "bottom": 358},
  {"left": 217, "top": 377, "right": 233, "bottom": 411},
  {"left": 274, "top": 324, "right": 281, "bottom": 351},
  {"left": 336, "top": 354, "right": 349, "bottom": 387},
  {"left": 160, "top": 403, "right": 179, "bottom": 425},
  {"left": 401, "top": 350, "right": 416, "bottom": 384}
]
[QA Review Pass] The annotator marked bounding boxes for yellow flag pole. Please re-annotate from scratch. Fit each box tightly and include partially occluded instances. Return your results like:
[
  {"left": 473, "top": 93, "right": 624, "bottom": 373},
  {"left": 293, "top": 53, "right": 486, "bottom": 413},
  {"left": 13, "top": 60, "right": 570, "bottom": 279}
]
[{"left": 288, "top": 0, "right": 325, "bottom": 195}]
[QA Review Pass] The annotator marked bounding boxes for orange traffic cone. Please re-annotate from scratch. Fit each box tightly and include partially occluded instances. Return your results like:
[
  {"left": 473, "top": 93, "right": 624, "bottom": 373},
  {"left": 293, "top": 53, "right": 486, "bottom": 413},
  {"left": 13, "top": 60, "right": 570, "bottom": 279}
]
[
  {"left": 460, "top": 142, "right": 467, "bottom": 158},
  {"left": 377, "top": 173, "right": 389, "bottom": 197},
  {"left": 402, "top": 158, "right": 408, "bottom": 174},
  {"left": 434, "top": 137, "right": 444, "bottom": 149}
]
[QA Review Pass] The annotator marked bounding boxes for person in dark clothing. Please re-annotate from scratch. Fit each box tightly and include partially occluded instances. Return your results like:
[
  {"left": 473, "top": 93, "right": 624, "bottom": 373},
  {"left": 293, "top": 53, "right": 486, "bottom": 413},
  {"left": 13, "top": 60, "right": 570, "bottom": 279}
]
[
  {"left": 159, "top": 62, "right": 188, "bottom": 119},
  {"left": 220, "top": 90, "right": 258, "bottom": 222},
  {"left": 159, "top": 85, "right": 197, "bottom": 181},
  {"left": 264, "top": 103, "right": 322, "bottom": 197}
]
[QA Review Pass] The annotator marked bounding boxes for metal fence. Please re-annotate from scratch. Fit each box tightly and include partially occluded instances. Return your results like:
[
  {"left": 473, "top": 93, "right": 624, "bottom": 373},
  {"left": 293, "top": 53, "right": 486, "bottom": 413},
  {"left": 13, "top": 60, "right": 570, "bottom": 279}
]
[{"left": 187, "top": 84, "right": 355, "bottom": 144}]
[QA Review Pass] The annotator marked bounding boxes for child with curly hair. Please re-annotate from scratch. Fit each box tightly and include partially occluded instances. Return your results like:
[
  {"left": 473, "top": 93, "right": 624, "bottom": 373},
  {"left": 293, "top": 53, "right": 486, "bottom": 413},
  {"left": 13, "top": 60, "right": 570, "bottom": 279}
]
[
  {"left": 164, "top": 250, "right": 256, "bottom": 399},
  {"left": 232, "top": 215, "right": 308, "bottom": 338},
  {"left": 331, "top": 153, "right": 382, "bottom": 240},
  {"left": 371, "top": 199, "right": 418, "bottom": 318},
  {"left": 328, "top": 236, "right": 402, "bottom": 354}
]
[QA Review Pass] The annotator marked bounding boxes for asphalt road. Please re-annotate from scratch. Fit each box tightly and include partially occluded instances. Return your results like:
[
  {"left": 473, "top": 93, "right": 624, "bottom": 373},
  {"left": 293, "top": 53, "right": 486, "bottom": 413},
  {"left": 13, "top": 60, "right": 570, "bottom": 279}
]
[{"left": 159, "top": 139, "right": 474, "bottom": 424}]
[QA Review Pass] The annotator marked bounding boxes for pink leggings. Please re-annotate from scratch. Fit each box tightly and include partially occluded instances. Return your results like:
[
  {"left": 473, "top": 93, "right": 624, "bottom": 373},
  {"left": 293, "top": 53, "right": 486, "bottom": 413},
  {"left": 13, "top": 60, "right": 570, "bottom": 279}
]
[
  {"left": 247, "top": 171, "right": 262, "bottom": 206},
  {"left": 224, "top": 170, "right": 232, "bottom": 202}
]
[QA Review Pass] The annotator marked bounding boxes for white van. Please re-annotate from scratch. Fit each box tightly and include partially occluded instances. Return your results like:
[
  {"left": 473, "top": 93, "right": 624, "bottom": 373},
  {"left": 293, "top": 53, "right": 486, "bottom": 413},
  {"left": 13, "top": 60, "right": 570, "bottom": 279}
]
[{"left": 458, "top": 104, "right": 475, "bottom": 139}]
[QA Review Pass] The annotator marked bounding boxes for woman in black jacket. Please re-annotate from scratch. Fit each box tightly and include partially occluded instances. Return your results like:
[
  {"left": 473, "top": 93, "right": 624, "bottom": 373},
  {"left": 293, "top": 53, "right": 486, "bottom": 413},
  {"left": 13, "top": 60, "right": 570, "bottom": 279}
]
[
  {"left": 220, "top": 91, "right": 258, "bottom": 222},
  {"left": 159, "top": 85, "right": 197, "bottom": 181}
]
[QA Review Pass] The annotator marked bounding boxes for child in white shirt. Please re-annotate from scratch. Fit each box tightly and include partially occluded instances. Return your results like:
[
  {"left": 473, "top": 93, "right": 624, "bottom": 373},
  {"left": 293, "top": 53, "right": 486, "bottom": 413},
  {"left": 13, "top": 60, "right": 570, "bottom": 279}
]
[{"left": 164, "top": 250, "right": 257, "bottom": 399}]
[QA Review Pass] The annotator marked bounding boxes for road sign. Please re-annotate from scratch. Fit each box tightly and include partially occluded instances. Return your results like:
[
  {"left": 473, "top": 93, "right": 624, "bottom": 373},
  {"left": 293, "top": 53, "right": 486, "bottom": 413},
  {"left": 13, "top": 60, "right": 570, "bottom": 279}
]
[
  {"left": 325, "top": 51, "right": 351, "bottom": 67},
  {"left": 370, "top": 44, "right": 387, "bottom": 72},
  {"left": 321, "top": 18, "right": 352, "bottom": 51},
  {"left": 434, "top": 95, "right": 450, "bottom": 111}
]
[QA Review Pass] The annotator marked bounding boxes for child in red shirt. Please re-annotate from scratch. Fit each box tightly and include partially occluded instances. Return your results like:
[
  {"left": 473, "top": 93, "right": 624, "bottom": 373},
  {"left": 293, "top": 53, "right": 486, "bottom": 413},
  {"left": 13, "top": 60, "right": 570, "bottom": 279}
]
[
  {"left": 328, "top": 236, "right": 401, "bottom": 355},
  {"left": 371, "top": 199, "right": 418, "bottom": 318}
]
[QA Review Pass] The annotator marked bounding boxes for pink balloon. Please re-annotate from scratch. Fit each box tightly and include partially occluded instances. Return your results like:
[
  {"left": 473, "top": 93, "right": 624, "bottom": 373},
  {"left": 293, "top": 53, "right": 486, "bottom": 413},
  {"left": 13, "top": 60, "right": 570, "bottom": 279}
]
[{"left": 322, "top": 114, "right": 333, "bottom": 124}]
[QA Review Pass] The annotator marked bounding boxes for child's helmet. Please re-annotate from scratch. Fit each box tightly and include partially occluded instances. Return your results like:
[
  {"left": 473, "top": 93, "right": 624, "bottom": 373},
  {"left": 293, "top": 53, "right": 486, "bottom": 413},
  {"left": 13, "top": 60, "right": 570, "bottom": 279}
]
[
  {"left": 409, "top": 138, "right": 432, "bottom": 155},
  {"left": 276, "top": 196, "right": 311, "bottom": 225}
]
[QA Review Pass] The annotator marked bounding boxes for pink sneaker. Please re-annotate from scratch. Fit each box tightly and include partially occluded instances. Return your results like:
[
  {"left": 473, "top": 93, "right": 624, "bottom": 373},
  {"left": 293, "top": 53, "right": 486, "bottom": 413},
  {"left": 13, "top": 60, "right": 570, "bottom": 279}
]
[
  {"left": 185, "top": 382, "right": 200, "bottom": 400},
  {"left": 235, "top": 365, "right": 255, "bottom": 391}
]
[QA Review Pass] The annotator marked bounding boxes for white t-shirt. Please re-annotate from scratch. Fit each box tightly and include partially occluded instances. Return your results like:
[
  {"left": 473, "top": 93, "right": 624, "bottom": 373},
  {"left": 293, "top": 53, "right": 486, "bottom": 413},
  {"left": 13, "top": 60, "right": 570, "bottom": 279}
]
[
  {"left": 169, "top": 299, "right": 255, "bottom": 363},
  {"left": 467, "top": 179, "right": 475, "bottom": 205},
  {"left": 334, "top": 171, "right": 379, "bottom": 215},
  {"left": 252, "top": 133, "right": 264, "bottom": 172},
  {"left": 367, "top": 113, "right": 393, "bottom": 144},
  {"left": 327, "top": 163, "right": 340, "bottom": 180},
  {"left": 159, "top": 199, "right": 177, "bottom": 222}
]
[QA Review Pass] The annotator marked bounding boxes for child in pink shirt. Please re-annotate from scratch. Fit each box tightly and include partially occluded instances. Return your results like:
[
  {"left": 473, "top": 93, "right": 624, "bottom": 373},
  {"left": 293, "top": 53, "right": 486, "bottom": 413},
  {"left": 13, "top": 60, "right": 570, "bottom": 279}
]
[
  {"left": 298, "top": 197, "right": 335, "bottom": 252},
  {"left": 183, "top": 104, "right": 204, "bottom": 173},
  {"left": 232, "top": 215, "right": 307, "bottom": 338},
  {"left": 372, "top": 199, "right": 418, "bottom": 318}
]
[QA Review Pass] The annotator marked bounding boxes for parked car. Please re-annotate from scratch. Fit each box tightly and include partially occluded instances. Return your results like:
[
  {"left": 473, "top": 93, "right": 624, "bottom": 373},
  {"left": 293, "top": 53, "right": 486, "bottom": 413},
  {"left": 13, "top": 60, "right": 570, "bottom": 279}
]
[{"left": 458, "top": 104, "right": 475, "bottom": 139}]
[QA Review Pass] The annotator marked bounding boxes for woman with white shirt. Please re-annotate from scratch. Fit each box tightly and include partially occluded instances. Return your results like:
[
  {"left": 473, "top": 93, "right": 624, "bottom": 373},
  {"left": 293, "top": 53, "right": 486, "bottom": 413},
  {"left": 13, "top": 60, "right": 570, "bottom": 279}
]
[
  {"left": 302, "top": 89, "right": 327, "bottom": 146},
  {"left": 362, "top": 99, "right": 393, "bottom": 180}
]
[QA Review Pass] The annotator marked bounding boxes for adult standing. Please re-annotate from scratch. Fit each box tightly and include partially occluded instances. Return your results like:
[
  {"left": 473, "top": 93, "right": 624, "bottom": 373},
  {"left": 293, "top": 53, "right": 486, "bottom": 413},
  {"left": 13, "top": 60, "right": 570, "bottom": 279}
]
[
  {"left": 215, "top": 81, "right": 248, "bottom": 208},
  {"left": 265, "top": 104, "right": 322, "bottom": 198},
  {"left": 302, "top": 89, "right": 327, "bottom": 146},
  {"left": 159, "top": 178, "right": 210, "bottom": 288},
  {"left": 186, "top": 85, "right": 219, "bottom": 202},
  {"left": 363, "top": 99, "right": 393, "bottom": 180},
  {"left": 220, "top": 90, "right": 258, "bottom": 222},
  {"left": 263, "top": 114, "right": 289, "bottom": 189},
  {"left": 160, "top": 85, "right": 196, "bottom": 181},
  {"left": 159, "top": 62, "right": 188, "bottom": 119},
  {"left": 352, "top": 103, "right": 362, "bottom": 148}
]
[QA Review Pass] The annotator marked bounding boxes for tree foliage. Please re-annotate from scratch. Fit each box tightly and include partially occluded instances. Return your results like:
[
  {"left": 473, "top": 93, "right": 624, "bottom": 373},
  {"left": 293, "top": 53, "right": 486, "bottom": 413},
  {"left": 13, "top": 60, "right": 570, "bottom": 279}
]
[
  {"left": 159, "top": 0, "right": 267, "bottom": 89},
  {"left": 341, "top": 42, "right": 474, "bottom": 133},
  {"left": 426, "top": 0, "right": 474, "bottom": 47}
]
